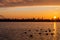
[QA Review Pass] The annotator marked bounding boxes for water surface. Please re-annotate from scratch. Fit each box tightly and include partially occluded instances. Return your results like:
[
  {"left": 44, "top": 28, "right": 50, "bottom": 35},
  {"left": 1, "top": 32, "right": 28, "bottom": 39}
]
[{"left": 0, "top": 22, "right": 60, "bottom": 40}]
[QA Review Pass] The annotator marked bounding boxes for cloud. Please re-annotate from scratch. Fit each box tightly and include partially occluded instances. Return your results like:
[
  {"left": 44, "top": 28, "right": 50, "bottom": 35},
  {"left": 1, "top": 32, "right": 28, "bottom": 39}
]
[
  {"left": 0, "top": 0, "right": 60, "bottom": 7},
  {"left": 0, "top": 15, "right": 5, "bottom": 19}
]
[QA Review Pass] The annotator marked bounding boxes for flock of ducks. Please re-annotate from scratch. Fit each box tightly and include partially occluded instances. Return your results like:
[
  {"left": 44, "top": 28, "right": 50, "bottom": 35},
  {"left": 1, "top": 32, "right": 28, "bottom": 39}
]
[{"left": 23, "top": 28, "right": 55, "bottom": 38}]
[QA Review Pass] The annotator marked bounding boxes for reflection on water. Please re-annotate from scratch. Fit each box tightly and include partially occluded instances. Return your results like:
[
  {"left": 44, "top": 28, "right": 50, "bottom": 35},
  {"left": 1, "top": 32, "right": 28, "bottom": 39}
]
[
  {"left": 54, "top": 22, "right": 57, "bottom": 40},
  {"left": 54, "top": 22, "right": 56, "bottom": 40}
]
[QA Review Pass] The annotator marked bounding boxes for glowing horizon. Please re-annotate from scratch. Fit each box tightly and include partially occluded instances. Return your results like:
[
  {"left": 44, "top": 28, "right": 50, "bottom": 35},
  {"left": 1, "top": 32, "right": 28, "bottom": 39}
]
[{"left": 0, "top": 6, "right": 60, "bottom": 19}]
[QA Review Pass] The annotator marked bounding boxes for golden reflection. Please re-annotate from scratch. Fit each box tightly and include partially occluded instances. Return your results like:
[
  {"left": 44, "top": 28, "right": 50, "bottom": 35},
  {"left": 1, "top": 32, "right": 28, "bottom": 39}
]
[{"left": 53, "top": 22, "right": 56, "bottom": 40}]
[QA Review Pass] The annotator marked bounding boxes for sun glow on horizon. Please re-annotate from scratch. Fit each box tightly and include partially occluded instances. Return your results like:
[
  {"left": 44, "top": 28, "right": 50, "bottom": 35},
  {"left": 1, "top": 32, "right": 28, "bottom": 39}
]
[{"left": 54, "top": 16, "right": 57, "bottom": 19}]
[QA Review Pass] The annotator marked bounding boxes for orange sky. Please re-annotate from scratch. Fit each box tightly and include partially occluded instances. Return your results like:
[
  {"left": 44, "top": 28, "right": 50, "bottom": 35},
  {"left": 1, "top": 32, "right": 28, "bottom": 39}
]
[{"left": 0, "top": 6, "right": 60, "bottom": 19}]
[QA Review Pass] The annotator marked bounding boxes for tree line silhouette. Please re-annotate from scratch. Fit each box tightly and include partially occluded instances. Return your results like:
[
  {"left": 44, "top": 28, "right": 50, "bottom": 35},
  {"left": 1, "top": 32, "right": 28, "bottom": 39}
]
[{"left": 0, "top": 17, "right": 60, "bottom": 22}]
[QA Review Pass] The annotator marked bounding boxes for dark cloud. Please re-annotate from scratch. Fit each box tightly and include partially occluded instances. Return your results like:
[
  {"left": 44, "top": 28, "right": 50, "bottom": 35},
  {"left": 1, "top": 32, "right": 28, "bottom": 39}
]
[
  {"left": 0, "top": 0, "right": 60, "bottom": 7},
  {"left": 0, "top": 0, "right": 3, "bottom": 2},
  {"left": 0, "top": 15, "right": 5, "bottom": 18}
]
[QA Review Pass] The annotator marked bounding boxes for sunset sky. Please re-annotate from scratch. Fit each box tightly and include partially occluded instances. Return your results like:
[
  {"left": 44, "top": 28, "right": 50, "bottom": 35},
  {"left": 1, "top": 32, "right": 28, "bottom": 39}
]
[
  {"left": 0, "top": 6, "right": 60, "bottom": 19},
  {"left": 0, "top": 0, "right": 60, "bottom": 19}
]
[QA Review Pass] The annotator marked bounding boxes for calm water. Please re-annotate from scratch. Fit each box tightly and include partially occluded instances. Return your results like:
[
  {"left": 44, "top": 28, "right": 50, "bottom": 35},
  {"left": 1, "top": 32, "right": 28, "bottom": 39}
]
[{"left": 0, "top": 22, "right": 60, "bottom": 40}]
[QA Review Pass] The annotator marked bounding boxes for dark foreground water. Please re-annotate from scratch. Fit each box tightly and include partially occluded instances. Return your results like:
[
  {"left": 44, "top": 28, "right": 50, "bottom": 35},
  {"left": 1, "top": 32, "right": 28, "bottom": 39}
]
[{"left": 0, "top": 22, "right": 60, "bottom": 40}]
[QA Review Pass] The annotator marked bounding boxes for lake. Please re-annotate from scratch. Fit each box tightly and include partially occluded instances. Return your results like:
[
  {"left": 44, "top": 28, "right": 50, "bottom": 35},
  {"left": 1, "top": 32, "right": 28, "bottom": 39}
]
[{"left": 0, "top": 22, "right": 60, "bottom": 40}]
